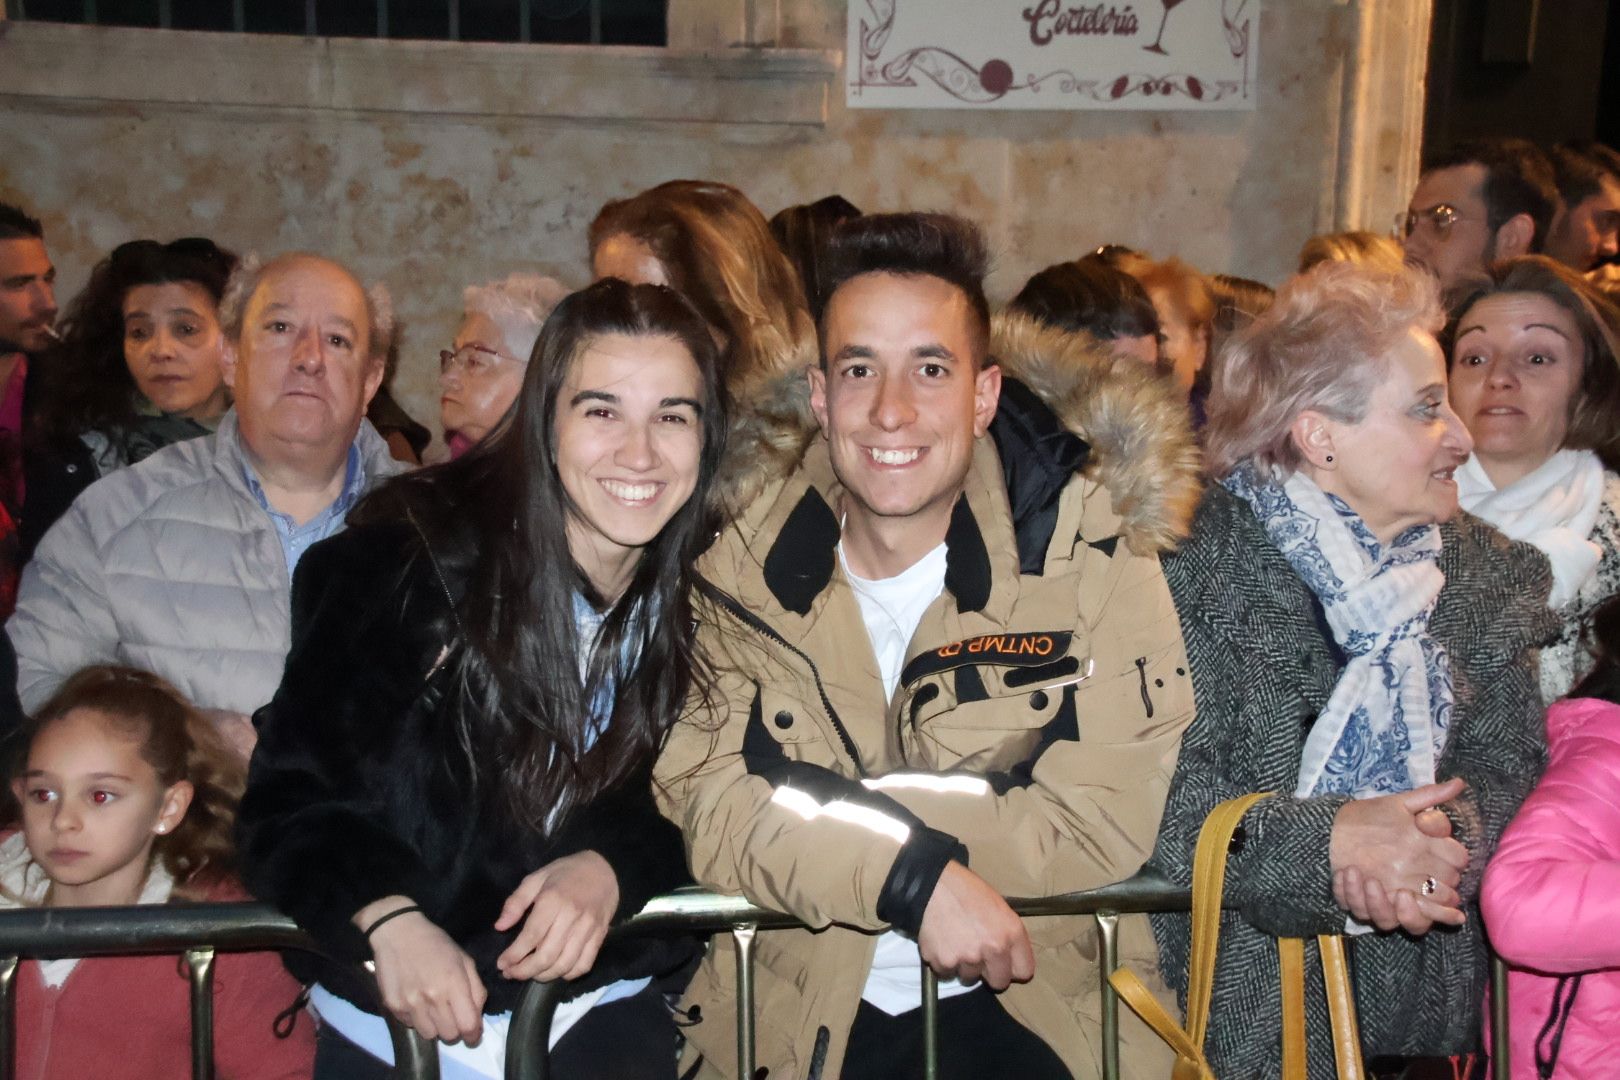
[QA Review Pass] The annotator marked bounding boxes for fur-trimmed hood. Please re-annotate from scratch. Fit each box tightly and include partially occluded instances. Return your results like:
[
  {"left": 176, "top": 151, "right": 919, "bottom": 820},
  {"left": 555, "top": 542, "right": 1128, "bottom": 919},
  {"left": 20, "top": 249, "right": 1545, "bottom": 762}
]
[
  {"left": 990, "top": 309, "right": 1202, "bottom": 553},
  {"left": 711, "top": 309, "right": 1203, "bottom": 554}
]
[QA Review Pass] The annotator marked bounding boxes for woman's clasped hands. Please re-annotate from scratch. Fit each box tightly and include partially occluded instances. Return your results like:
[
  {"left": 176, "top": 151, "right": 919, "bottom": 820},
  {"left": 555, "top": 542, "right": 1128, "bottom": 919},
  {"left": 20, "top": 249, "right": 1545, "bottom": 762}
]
[{"left": 1328, "top": 777, "right": 1471, "bottom": 936}]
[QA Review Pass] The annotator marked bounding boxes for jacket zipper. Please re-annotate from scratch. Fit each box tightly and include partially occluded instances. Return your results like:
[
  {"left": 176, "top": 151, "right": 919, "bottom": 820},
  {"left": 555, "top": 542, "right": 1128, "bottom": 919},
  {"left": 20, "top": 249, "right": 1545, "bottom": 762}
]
[{"left": 699, "top": 578, "right": 868, "bottom": 779}]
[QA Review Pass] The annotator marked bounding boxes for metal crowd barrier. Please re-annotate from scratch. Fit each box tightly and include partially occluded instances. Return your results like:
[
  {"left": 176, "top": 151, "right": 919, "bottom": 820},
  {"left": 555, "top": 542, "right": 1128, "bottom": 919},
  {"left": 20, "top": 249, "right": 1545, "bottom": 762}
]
[{"left": 0, "top": 878, "right": 1512, "bottom": 1080}]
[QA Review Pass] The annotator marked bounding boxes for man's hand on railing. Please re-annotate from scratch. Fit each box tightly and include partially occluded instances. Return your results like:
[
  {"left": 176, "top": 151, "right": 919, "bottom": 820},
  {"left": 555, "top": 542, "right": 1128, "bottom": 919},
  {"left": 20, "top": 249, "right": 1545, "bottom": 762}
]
[
  {"left": 916, "top": 862, "right": 1036, "bottom": 991},
  {"left": 357, "top": 895, "right": 488, "bottom": 1046},
  {"left": 494, "top": 850, "right": 619, "bottom": 983}
]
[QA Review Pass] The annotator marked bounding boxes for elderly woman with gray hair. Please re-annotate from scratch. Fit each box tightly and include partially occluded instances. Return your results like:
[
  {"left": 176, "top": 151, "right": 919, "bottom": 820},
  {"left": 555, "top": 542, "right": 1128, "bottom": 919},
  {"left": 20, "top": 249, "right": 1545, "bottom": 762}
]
[
  {"left": 440, "top": 272, "right": 569, "bottom": 458},
  {"left": 1148, "top": 261, "right": 1554, "bottom": 1078}
]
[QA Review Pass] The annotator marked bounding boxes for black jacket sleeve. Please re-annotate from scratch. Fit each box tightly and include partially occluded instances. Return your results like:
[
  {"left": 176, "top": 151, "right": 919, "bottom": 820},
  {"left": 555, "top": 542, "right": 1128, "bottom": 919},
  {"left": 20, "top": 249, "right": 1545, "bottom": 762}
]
[{"left": 237, "top": 523, "right": 448, "bottom": 967}]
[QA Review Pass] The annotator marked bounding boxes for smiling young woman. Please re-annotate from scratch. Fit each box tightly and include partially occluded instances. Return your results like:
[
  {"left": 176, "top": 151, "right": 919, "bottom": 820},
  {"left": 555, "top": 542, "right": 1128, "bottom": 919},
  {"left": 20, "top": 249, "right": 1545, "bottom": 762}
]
[{"left": 238, "top": 279, "right": 727, "bottom": 1080}]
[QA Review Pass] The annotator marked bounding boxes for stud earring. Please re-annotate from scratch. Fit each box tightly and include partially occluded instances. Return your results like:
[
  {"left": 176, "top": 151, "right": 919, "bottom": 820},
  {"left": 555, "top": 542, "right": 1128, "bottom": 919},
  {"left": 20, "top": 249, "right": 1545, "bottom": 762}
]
[
  {"left": 156, "top": 824, "right": 167, "bottom": 834},
  {"left": 1325, "top": 454, "right": 1334, "bottom": 463}
]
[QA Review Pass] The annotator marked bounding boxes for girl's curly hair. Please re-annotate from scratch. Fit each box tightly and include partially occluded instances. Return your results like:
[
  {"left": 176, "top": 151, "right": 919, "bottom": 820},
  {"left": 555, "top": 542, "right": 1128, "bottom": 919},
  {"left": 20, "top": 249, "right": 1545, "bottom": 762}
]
[{"left": 20, "top": 666, "right": 245, "bottom": 898}]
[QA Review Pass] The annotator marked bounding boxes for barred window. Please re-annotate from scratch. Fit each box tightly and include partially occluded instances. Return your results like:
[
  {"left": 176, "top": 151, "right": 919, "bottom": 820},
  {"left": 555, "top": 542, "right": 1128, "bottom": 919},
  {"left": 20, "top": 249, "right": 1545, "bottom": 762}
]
[{"left": 9, "top": 0, "right": 667, "bottom": 46}]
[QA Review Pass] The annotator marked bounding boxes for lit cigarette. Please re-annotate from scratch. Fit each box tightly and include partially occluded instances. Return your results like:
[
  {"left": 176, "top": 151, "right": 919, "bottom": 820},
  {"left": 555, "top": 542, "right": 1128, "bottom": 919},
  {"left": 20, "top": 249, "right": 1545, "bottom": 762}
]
[{"left": 41, "top": 326, "right": 62, "bottom": 342}]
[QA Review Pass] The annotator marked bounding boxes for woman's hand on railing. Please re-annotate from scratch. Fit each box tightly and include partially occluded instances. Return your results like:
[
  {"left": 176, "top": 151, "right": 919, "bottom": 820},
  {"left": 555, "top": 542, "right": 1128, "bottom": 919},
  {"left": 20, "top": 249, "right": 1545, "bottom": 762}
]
[
  {"left": 916, "top": 862, "right": 1035, "bottom": 991},
  {"left": 357, "top": 897, "right": 488, "bottom": 1046},
  {"left": 495, "top": 850, "right": 620, "bottom": 983},
  {"left": 1328, "top": 778, "right": 1469, "bottom": 935}
]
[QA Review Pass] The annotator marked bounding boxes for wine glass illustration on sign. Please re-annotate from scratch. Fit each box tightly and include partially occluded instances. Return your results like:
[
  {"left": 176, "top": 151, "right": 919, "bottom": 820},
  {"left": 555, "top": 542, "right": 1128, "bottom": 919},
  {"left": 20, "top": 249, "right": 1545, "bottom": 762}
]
[{"left": 1143, "top": 0, "right": 1191, "bottom": 55}]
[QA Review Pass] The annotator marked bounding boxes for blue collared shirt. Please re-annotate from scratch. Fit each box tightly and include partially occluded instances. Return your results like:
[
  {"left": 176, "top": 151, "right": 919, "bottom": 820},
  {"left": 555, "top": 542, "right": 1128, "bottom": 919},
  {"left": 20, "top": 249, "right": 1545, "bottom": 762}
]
[{"left": 242, "top": 442, "right": 367, "bottom": 577}]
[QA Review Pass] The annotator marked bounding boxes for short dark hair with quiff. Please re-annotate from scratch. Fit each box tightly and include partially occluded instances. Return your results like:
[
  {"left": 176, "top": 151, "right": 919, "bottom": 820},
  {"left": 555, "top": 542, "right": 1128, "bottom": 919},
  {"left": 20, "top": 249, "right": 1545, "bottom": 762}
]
[
  {"left": 1422, "top": 138, "right": 1559, "bottom": 251},
  {"left": 0, "top": 202, "right": 44, "bottom": 242},
  {"left": 818, "top": 212, "right": 991, "bottom": 366}
]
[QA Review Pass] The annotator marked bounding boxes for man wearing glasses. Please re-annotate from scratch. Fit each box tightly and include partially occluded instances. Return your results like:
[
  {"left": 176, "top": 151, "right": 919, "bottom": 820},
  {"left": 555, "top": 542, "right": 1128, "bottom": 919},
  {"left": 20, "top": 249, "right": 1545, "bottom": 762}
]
[{"left": 1398, "top": 138, "right": 1558, "bottom": 295}]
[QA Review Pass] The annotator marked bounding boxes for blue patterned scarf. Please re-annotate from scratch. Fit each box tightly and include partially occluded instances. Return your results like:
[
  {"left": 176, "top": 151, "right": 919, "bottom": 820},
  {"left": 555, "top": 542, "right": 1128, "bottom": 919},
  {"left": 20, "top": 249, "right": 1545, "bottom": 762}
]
[{"left": 1223, "top": 464, "right": 1455, "bottom": 799}]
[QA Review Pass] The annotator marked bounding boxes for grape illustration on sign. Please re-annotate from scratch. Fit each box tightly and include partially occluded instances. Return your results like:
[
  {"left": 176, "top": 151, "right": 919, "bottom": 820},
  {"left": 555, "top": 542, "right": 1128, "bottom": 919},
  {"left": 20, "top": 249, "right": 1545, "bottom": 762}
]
[{"left": 847, "top": 0, "right": 1258, "bottom": 111}]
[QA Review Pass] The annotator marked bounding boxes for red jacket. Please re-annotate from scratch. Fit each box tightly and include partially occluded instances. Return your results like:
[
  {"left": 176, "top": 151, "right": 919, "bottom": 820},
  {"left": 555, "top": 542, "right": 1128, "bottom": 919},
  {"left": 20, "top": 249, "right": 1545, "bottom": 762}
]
[{"left": 14, "top": 882, "right": 314, "bottom": 1080}]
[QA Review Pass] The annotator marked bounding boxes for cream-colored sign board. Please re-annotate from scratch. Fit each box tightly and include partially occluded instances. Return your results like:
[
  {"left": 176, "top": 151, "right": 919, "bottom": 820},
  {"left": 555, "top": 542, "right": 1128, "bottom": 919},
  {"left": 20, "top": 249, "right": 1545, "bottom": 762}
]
[{"left": 847, "top": 0, "right": 1258, "bottom": 110}]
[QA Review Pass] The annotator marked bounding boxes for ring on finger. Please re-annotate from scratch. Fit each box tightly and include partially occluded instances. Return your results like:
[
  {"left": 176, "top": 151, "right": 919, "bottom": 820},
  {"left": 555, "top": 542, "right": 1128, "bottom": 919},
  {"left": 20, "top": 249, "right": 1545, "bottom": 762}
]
[{"left": 1420, "top": 875, "right": 1438, "bottom": 897}]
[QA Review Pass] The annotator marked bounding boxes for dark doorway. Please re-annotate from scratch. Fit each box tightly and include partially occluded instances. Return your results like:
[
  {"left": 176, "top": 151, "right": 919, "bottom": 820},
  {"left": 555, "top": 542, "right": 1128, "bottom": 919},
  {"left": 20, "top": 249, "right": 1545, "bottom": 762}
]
[{"left": 1425, "top": 0, "right": 1617, "bottom": 154}]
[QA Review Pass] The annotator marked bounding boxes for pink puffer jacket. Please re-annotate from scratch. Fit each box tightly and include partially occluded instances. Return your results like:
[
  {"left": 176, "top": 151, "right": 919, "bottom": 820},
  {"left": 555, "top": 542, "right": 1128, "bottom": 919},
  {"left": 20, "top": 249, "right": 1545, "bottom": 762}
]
[{"left": 1481, "top": 697, "right": 1620, "bottom": 1079}]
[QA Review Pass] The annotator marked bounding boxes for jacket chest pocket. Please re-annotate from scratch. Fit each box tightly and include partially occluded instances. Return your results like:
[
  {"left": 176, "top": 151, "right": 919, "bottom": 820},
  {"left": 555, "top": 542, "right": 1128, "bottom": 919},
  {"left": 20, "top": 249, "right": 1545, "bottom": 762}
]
[
  {"left": 738, "top": 682, "right": 837, "bottom": 769},
  {"left": 897, "top": 630, "right": 1091, "bottom": 773}
]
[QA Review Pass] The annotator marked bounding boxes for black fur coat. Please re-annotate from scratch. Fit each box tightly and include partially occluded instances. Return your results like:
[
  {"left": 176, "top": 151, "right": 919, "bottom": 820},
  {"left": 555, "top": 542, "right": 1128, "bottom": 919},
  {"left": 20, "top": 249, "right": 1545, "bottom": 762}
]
[{"left": 237, "top": 513, "right": 694, "bottom": 1015}]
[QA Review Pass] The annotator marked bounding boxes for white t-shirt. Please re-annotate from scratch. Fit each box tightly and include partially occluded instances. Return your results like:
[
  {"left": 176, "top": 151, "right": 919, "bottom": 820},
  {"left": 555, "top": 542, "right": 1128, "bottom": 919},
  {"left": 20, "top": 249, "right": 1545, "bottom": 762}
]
[{"left": 839, "top": 540, "right": 976, "bottom": 1016}]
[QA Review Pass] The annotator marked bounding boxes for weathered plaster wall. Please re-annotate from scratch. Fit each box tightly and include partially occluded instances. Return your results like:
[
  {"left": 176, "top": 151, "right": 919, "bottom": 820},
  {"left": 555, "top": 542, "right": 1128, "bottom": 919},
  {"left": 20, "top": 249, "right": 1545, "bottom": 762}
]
[{"left": 0, "top": 1, "right": 1430, "bottom": 452}]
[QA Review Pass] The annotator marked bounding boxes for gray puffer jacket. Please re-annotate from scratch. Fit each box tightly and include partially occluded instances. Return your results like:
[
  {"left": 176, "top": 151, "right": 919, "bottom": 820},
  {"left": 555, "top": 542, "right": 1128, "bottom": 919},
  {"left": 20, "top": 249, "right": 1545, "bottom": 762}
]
[
  {"left": 1150, "top": 485, "right": 1556, "bottom": 1079},
  {"left": 7, "top": 410, "right": 404, "bottom": 716}
]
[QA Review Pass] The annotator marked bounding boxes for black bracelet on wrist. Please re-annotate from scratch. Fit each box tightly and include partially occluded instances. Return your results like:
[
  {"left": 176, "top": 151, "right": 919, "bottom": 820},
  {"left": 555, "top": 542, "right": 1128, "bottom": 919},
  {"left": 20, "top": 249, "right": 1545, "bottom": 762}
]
[{"left": 363, "top": 904, "right": 422, "bottom": 941}]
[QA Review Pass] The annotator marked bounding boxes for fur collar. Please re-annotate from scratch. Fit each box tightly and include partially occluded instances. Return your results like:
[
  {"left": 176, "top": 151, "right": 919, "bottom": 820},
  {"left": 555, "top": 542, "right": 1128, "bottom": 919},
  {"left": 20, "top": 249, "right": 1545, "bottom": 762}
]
[
  {"left": 990, "top": 310, "right": 1202, "bottom": 554},
  {"left": 710, "top": 311, "right": 1203, "bottom": 555}
]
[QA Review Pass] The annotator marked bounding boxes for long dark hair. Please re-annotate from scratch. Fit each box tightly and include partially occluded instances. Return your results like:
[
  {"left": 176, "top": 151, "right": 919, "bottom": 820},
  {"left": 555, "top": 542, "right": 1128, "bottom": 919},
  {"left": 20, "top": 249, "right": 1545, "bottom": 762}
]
[
  {"left": 357, "top": 278, "right": 725, "bottom": 834},
  {"left": 31, "top": 238, "right": 237, "bottom": 448}
]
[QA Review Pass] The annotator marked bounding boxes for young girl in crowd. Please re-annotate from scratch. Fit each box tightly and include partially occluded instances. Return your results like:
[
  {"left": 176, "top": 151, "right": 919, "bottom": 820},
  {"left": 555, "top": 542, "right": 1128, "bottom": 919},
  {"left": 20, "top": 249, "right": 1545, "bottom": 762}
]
[
  {"left": 3, "top": 665, "right": 314, "bottom": 1079},
  {"left": 1482, "top": 594, "right": 1620, "bottom": 1079},
  {"left": 239, "top": 278, "right": 722, "bottom": 1079}
]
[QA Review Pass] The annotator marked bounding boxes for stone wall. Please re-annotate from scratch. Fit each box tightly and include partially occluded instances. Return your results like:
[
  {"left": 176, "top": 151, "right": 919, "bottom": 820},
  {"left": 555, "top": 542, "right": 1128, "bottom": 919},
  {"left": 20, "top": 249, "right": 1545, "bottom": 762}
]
[{"left": 0, "top": 0, "right": 1431, "bottom": 451}]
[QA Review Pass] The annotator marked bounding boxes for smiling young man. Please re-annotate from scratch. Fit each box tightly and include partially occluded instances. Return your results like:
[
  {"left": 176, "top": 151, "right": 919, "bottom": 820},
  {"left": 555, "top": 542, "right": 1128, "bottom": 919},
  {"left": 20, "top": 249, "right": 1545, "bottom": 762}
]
[
  {"left": 8, "top": 253, "right": 404, "bottom": 748},
  {"left": 656, "top": 213, "right": 1202, "bottom": 1079}
]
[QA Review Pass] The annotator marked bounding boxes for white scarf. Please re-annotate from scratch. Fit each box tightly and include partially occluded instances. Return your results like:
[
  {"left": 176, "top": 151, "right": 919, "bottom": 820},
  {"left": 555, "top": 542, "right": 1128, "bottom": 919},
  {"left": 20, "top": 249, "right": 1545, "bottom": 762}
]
[
  {"left": 1223, "top": 466, "right": 1454, "bottom": 800},
  {"left": 1455, "top": 449, "right": 1605, "bottom": 609},
  {"left": 0, "top": 832, "right": 174, "bottom": 988}
]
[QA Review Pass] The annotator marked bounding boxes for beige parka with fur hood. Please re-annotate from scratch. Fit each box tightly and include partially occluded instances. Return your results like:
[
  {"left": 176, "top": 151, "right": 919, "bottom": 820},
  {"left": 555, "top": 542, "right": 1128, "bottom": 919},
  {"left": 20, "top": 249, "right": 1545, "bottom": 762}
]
[{"left": 656, "top": 311, "right": 1204, "bottom": 1080}]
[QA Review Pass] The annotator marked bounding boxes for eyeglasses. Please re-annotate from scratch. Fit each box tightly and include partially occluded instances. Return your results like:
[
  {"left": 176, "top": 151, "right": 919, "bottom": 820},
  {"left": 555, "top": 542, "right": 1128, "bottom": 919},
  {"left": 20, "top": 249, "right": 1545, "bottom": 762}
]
[
  {"left": 1394, "top": 204, "right": 1478, "bottom": 241},
  {"left": 438, "top": 342, "right": 519, "bottom": 376}
]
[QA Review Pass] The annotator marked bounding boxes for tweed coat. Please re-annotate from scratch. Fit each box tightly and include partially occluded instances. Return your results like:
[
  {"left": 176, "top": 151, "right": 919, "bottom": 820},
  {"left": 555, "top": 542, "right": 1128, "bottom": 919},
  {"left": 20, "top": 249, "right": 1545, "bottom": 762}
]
[{"left": 1150, "top": 485, "right": 1556, "bottom": 1079}]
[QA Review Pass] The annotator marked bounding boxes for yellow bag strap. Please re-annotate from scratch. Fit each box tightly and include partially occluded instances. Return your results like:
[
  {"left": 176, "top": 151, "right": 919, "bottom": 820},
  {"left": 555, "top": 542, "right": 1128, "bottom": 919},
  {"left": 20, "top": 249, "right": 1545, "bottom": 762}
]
[
  {"left": 1108, "top": 967, "right": 1213, "bottom": 1080},
  {"left": 1279, "top": 937, "right": 1308, "bottom": 1078},
  {"left": 1184, "top": 793, "right": 1270, "bottom": 1045},
  {"left": 1318, "top": 934, "right": 1366, "bottom": 1080},
  {"left": 1107, "top": 792, "right": 1270, "bottom": 1080}
]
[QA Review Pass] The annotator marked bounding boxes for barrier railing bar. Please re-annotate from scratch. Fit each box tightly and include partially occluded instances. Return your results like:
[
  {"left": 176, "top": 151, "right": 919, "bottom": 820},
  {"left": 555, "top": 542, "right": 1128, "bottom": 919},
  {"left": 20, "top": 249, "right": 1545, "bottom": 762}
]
[
  {"left": 392, "top": 1021, "right": 440, "bottom": 1080},
  {"left": 231, "top": 0, "right": 243, "bottom": 32},
  {"left": 0, "top": 955, "right": 16, "bottom": 1080},
  {"left": 187, "top": 946, "right": 217, "bottom": 1080},
  {"left": 518, "top": 0, "right": 530, "bottom": 42},
  {"left": 377, "top": 0, "right": 388, "bottom": 39},
  {"left": 0, "top": 883, "right": 1517, "bottom": 1080},
  {"left": 731, "top": 923, "right": 758, "bottom": 1080},
  {"left": 1491, "top": 954, "right": 1509, "bottom": 1080},
  {"left": 1096, "top": 911, "right": 1121, "bottom": 1080},
  {"left": 920, "top": 963, "right": 939, "bottom": 1080},
  {"left": 157, "top": 0, "right": 171, "bottom": 29}
]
